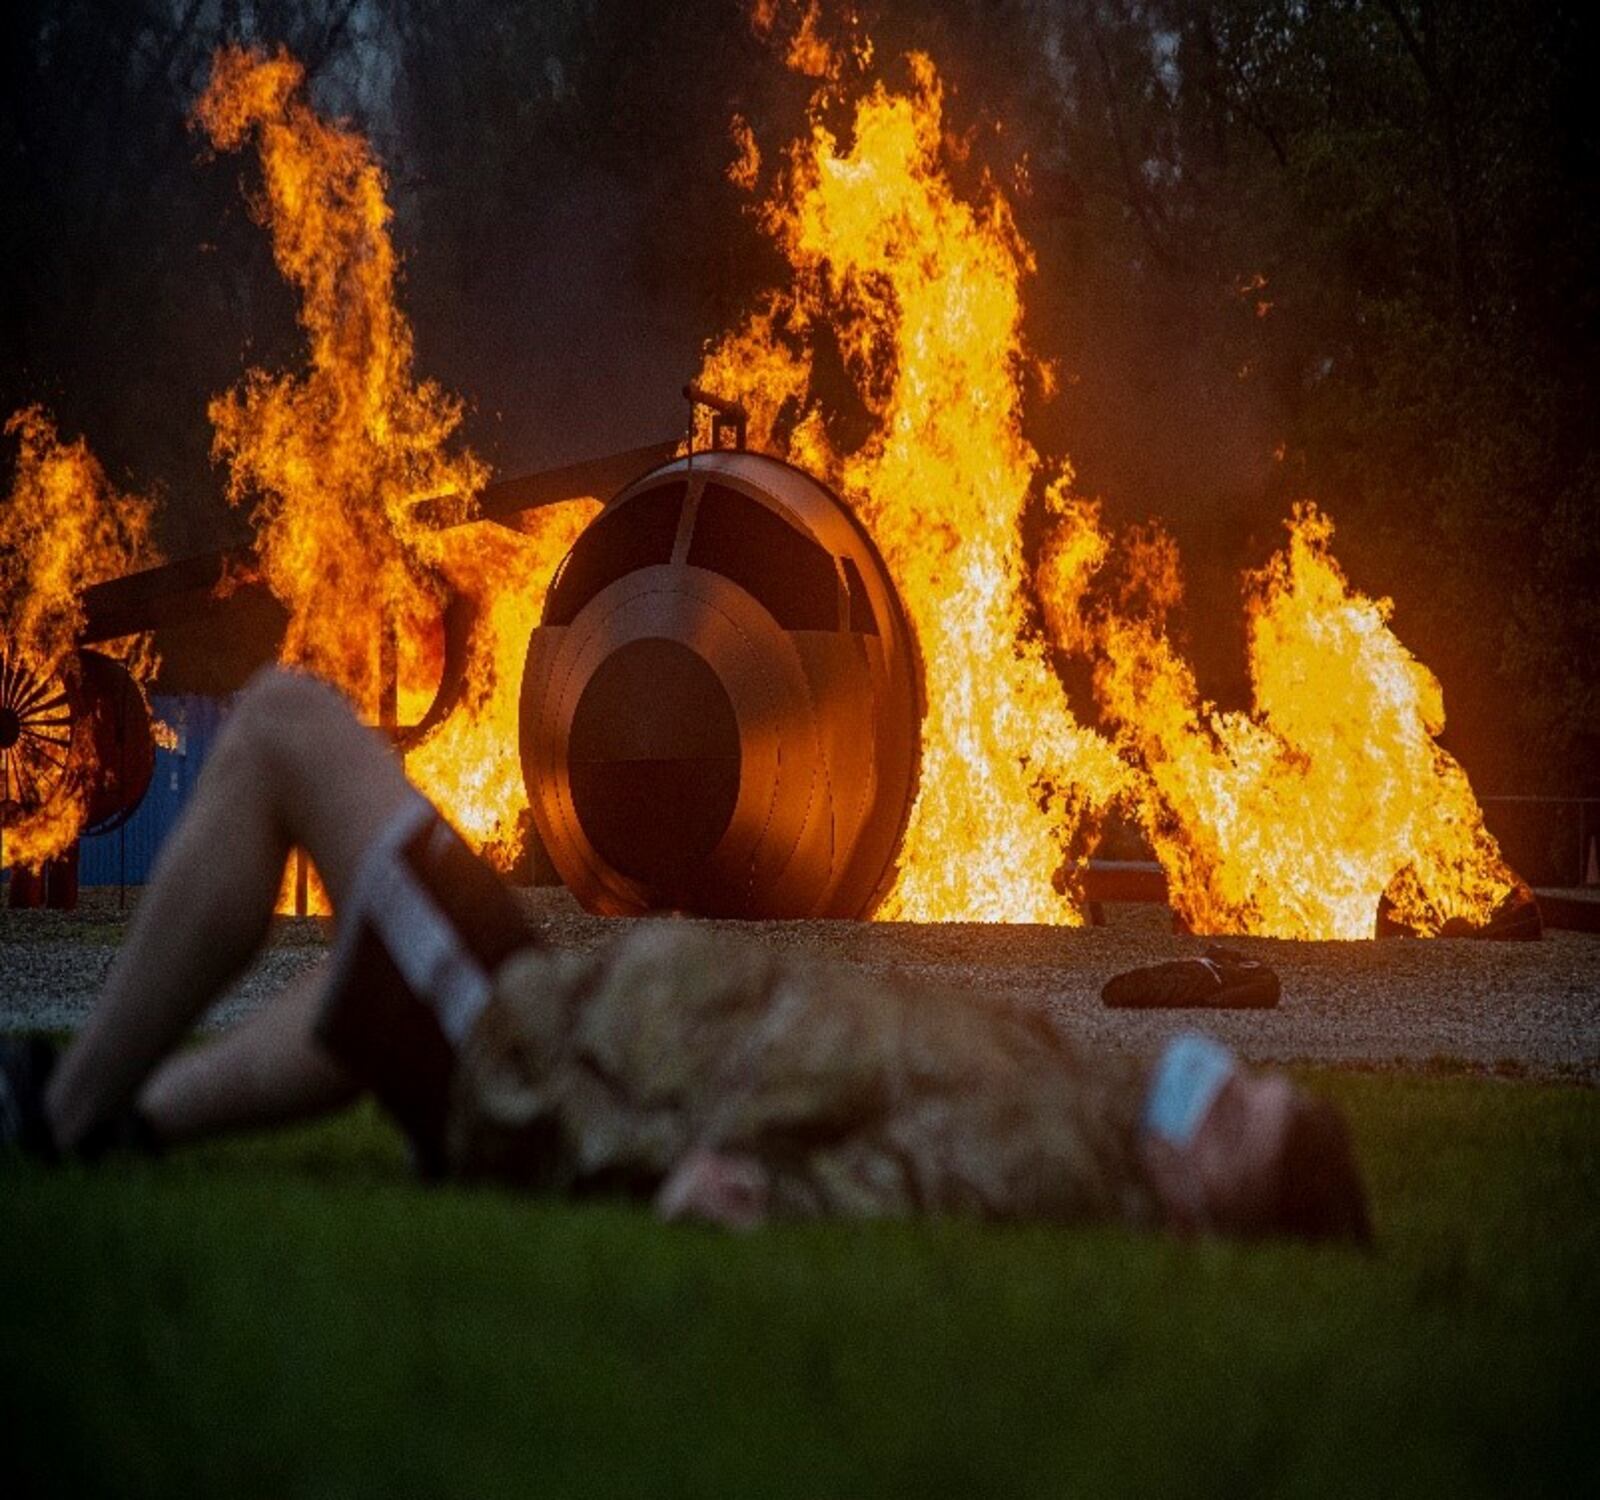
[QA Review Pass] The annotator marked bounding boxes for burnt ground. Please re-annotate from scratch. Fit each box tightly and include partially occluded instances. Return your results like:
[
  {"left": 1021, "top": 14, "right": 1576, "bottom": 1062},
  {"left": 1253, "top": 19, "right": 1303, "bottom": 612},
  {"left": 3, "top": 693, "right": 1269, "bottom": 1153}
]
[{"left": 3, "top": 887, "right": 1596, "bottom": 1084}]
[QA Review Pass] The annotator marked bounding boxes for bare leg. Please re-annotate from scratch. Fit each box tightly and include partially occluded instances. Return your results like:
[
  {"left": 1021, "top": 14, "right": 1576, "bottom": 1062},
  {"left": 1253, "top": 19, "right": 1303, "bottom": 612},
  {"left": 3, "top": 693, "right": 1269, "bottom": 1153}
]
[
  {"left": 135, "top": 961, "right": 358, "bottom": 1145},
  {"left": 46, "top": 669, "right": 416, "bottom": 1150}
]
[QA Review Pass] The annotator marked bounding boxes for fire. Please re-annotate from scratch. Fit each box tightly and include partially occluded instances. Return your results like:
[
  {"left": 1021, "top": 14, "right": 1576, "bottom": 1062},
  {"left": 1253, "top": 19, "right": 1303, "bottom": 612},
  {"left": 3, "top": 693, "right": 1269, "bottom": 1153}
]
[
  {"left": 1039, "top": 499, "right": 1517, "bottom": 939},
  {"left": 697, "top": 50, "right": 1128, "bottom": 921},
  {"left": 405, "top": 506, "right": 599, "bottom": 865},
  {"left": 0, "top": 407, "right": 160, "bottom": 869},
  {"left": 728, "top": 115, "right": 762, "bottom": 192},
  {"left": 749, "top": 0, "right": 870, "bottom": 79},
  {"left": 700, "top": 15, "right": 1514, "bottom": 936},
  {"left": 195, "top": 45, "right": 584, "bottom": 906},
  {"left": 195, "top": 45, "right": 485, "bottom": 722},
  {"left": 191, "top": 31, "right": 1512, "bottom": 939}
]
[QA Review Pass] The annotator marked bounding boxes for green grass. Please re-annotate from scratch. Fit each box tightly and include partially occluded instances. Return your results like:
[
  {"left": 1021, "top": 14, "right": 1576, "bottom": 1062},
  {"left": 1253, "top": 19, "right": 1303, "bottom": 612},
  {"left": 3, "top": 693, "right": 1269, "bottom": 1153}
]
[{"left": 3, "top": 1071, "right": 1596, "bottom": 1499}]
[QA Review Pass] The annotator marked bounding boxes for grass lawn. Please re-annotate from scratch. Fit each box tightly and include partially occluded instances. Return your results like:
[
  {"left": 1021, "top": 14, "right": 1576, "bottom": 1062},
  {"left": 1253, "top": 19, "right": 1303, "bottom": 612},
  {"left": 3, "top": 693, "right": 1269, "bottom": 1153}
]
[{"left": 3, "top": 1069, "right": 1596, "bottom": 1499}]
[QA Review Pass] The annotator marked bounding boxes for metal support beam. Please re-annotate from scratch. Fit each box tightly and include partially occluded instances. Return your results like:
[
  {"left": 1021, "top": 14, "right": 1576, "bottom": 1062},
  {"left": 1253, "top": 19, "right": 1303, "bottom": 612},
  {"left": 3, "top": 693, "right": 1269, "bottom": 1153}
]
[{"left": 77, "top": 441, "right": 680, "bottom": 645}]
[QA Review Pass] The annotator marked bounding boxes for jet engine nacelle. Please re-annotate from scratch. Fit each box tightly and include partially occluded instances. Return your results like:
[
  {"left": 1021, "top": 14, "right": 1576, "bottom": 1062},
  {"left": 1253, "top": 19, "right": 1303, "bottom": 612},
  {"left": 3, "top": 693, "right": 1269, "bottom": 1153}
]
[{"left": 520, "top": 450, "right": 921, "bottom": 918}]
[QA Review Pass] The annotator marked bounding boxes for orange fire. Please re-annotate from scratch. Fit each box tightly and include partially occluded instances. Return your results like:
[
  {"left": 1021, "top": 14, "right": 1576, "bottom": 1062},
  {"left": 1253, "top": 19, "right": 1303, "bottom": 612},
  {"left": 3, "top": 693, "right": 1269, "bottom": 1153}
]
[
  {"left": 0, "top": 407, "right": 160, "bottom": 869},
  {"left": 195, "top": 45, "right": 485, "bottom": 720},
  {"left": 699, "top": 14, "right": 1514, "bottom": 936},
  {"left": 192, "top": 29, "right": 1512, "bottom": 940},
  {"left": 195, "top": 45, "right": 593, "bottom": 908},
  {"left": 1039, "top": 498, "right": 1517, "bottom": 938},
  {"left": 748, "top": 0, "right": 870, "bottom": 79},
  {"left": 403, "top": 506, "right": 599, "bottom": 868},
  {"left": 697, "top": 48, "right": 1129, "bottom": 921}
]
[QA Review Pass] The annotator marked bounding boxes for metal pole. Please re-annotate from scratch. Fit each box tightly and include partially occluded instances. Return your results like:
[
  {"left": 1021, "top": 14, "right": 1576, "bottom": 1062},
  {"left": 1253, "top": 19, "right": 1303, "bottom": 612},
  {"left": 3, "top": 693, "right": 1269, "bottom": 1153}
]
[
  {"left": 379, "top": 611, "right": 398, "bottom": 732},
  {"left": 118, "top": 677, "right": 127, "bottom": 912}
]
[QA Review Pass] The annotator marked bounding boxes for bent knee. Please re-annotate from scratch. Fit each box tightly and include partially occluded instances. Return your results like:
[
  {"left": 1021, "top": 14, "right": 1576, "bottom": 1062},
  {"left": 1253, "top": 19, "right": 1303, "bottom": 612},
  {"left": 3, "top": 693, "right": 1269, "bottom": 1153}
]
[
  {"left": 238, "top": 665, "right": 352, "bottom": 717},
  {"left": 216, "top": 669, "right": 360, "bottom": 781},
  {"left": 233, "top": 668, "right": 356, "bottom": 742}
]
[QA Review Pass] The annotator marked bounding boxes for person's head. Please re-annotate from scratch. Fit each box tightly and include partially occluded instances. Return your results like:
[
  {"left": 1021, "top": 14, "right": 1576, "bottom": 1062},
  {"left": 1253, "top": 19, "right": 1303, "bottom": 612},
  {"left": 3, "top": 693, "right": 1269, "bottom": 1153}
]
[{"left": 1146, "top": 1066, "right": 1372, "bottom": 1245}]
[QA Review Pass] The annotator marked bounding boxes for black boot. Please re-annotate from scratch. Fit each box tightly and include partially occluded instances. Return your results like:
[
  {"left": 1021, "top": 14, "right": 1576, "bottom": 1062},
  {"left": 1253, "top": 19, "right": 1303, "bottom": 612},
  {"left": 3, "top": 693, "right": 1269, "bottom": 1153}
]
[{"left": 0, "top": 1036, "right": 60, "bottom": 1161}]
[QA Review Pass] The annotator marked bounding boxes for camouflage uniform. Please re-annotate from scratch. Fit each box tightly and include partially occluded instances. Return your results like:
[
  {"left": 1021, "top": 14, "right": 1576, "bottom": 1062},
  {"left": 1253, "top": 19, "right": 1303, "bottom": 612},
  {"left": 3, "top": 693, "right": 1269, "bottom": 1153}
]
[{"left": 448, "top": 922, "right": 1160, "bottom": 1225}]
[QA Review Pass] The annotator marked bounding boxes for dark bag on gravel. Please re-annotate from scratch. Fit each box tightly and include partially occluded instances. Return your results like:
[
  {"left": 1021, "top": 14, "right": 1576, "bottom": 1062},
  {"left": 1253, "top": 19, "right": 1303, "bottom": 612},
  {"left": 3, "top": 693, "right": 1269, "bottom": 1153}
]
[{"left": 1102, "top": 946, "right": 1281, "bottom": 1010}]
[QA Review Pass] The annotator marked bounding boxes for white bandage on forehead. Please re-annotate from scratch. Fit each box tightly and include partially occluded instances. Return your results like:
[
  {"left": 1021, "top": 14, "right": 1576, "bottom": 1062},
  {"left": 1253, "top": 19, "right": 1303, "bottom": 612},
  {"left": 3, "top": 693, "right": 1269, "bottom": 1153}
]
[{"left": 1142, "top": 1032, "right": 1238, "bottom": 1149}]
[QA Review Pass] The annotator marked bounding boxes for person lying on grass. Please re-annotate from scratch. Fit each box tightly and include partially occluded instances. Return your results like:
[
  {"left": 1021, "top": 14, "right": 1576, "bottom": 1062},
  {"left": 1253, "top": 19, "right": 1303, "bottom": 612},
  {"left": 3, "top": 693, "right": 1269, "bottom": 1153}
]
[{"left": 1, "top": 669, "right": 1369, "bottom": 1241}]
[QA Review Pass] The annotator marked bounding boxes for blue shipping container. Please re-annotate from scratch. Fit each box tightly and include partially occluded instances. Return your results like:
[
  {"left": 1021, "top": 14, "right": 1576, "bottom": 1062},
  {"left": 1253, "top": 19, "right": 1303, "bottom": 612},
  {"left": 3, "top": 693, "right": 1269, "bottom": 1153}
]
[{"left": 78, "top": 695, "right": 232, "bottom": 887}]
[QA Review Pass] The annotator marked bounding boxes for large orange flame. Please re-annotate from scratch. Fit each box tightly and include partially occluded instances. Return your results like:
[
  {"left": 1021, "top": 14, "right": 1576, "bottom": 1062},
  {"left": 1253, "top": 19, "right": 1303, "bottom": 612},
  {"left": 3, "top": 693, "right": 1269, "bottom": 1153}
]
[
  {"left": 195, "top": 45, "right": 595, "bottom": 906},
  {"left": 701, "top": 13, "right": 1515, "bottom": 936},
  {"left": 0, "top": 407, "right": 160, "bottom": 868},
  {"left": 196, "top": 29, "right": 1514, "bottom": 940},
  {"left": 697, "top": 49, "right": 1128, "bottom": 921},
  {"left": 1039, "top": 497, "right": 1517, "bottom": 938},
  {"left": 403, "top": 505, "right": 599, "bottom": 868},
  {"left": 195, "top": 45, "right": 485, "bottom": 719}
]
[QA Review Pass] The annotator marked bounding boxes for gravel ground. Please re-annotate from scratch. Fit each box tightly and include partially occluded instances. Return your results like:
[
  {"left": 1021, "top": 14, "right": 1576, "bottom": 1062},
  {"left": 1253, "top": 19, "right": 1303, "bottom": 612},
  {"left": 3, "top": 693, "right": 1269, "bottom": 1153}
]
[{"left": 3, "top": 888, "right": 1597, "bottom": 1082}]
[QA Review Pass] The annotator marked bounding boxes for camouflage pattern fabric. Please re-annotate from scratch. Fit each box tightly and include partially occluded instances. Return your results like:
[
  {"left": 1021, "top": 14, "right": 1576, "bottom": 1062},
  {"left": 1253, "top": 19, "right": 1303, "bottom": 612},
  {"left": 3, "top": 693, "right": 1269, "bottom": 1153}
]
[{"left": 449, "top": 923, "right": 1160, "bottom": 1225}]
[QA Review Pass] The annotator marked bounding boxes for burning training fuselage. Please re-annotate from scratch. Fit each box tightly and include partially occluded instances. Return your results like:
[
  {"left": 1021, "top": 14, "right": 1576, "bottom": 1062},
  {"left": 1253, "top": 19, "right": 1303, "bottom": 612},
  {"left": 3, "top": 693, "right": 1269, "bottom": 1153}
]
[
  {"left": 63, "top": 429, "right": 1539, "bottom": 939},
  {"left": 4, "top": 30, "right": 1531, "bottom": 937}
]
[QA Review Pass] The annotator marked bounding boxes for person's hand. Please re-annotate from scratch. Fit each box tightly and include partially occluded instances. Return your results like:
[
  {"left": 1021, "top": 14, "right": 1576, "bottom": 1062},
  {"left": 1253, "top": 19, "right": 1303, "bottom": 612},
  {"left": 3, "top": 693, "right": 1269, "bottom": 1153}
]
[{"left": 655, "top": 1148, "right": 771, "bottom": 1229}]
